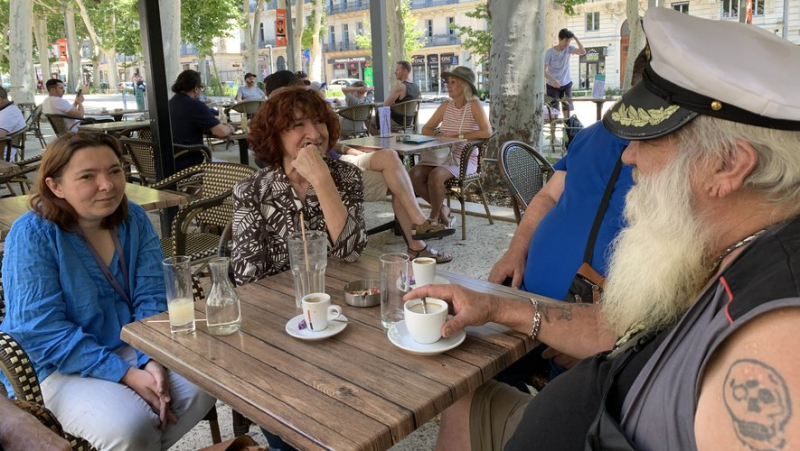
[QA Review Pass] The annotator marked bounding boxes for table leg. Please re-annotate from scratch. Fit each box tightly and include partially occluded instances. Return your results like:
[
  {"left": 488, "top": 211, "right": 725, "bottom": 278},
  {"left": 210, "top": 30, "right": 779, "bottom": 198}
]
[
  {"left": 595, "top": 102, "right": 603, "bottom": 121},
  {"left": 160, "top": 206, "right": 177, "bottom": 238},
  {"left": 237, "top": 137, "right": 249, "bottom": 165}
]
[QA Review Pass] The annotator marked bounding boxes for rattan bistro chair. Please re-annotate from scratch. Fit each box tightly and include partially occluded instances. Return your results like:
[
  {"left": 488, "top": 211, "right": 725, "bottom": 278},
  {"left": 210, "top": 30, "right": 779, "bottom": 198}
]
[
  {"left": 337, "top": 103, "right": 374, "bottom": 139},
  {"left": 0, "top": 154, "right": 42, "bottom": 196},
  {"left": 0, "top": 257, "right": 223, "bottom": 448},
  {"left": 26, "top": 104, "right": 48, "bottom": 148},
  {"left": 498, "top": 140, "right": 555, "bottom": 223},
  {"left": 3, "top": 125, "right": 28, "bottom": 162},
  {"left": 389, "top": 99, "right": 421, "bottom": 133},
  {"left": 44, "top": 113, "right": 75, "bottom": 138},
  {"left": 152, "top": 162, "right": 256, "bottom": 263},
  {"left": 444, "top": 133, "right": 496, "bottom": 240},
  {"left": 0, "top": 261, "right": 97, "bottom": 450},
  {"left": 120, "top": 138, "right": 211, "bottom": 186}
]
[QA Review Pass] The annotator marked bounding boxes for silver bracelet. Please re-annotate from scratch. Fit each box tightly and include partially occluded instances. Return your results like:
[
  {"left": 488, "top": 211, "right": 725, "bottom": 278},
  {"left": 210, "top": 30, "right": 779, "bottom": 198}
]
[{"left": 529, "top": 298, "right": 541, "bottom": 341}]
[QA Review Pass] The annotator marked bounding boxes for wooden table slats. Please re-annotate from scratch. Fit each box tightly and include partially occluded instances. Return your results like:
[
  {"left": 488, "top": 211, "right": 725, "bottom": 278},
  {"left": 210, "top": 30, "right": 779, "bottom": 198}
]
[
  {"left": 0, "top": 183, "right": 187, "bottom": 240},
  {"left": 121, "top": 252, "right": 535, "bottom": 450}
]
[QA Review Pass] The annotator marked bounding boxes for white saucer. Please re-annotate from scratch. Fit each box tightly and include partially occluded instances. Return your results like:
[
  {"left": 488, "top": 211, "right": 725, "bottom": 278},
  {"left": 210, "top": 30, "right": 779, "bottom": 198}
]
[
  {"left": 410, "top": 275, "right": 451, "bottom": 289},
  {"left": 387, "top": 320, "right": 466, "bottom": 356},
  {"left": 285, "top": 314, "right": 348, "bottom": 341}
]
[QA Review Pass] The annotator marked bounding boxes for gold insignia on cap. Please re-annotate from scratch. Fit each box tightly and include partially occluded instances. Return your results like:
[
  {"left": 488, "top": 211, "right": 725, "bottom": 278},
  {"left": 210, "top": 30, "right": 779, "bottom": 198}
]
[
  {"left": 611, "top": 103, "right": 681, "bottom": 127},
  {"left": 710, "top": 101, "right": 722, "bottom": 111}
]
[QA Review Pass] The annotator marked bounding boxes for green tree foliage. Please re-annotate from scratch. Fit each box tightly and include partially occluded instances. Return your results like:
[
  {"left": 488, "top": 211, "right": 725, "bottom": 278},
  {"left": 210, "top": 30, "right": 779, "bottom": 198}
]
[
  {"left": 451, "top": 3, "right": 490, "bottom": 67},
  {"left": 554, "top": 0, "right": 588, "bottom": 16},
  {"left": 354, "top": 0, "right": 423, "bottom": 59},
  {"left": 181, "top": 0, "right": 241, "bottom": 56},
  {"left": 301, "top": 2, "right": 325, "bottom": 49}
]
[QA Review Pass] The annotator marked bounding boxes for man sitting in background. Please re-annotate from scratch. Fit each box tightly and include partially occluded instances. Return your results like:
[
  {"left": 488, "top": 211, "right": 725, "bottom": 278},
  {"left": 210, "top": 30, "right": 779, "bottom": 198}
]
[
  {"left": 42, "top": 79, "right": 85, "bottom": 132},
  {"left": 0, "top": 87, "right": 26, "bottom": 139},
  {"left": 168, "top": 69, "right": 234, "bottom": 170},
  {"left": 235, "top": 72, "right": 266, "bottom": 102}
]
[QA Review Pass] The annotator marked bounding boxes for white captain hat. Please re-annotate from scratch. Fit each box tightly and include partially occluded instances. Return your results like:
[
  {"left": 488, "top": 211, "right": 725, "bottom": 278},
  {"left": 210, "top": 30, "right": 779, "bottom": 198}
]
[{"left": 604, "top": 8, "right": 800, "bottom": 140}]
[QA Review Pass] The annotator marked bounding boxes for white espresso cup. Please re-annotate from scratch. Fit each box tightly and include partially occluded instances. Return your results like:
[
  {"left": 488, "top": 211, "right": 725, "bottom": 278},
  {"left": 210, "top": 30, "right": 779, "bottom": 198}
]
[
  {"left": 403, "top": 298, "right": 448, "bottom": 344},
  {"left": 412, "top": 257, "right": 437, "bottom": 286},
  {"left": 301, "top": 293, "right": 342, "bottom": 332}
]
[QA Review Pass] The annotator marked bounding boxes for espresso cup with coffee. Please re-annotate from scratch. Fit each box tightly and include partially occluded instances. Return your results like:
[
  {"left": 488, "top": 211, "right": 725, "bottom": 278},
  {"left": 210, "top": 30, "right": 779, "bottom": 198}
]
[
  {"left": 301, "top": 293, "right": 342, "bottom": 332},
  {"left": 403, "top": 298, "right": 448, "bottom": 344},
  {"left": 412, "top": 257, "right": 437, "bottom": 286}
]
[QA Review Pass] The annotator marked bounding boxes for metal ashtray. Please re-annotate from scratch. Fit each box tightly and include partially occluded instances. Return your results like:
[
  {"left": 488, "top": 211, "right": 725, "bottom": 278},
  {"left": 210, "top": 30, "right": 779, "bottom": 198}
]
[{"left": 343, "top": 280, "right": 381, "bottom": 307}]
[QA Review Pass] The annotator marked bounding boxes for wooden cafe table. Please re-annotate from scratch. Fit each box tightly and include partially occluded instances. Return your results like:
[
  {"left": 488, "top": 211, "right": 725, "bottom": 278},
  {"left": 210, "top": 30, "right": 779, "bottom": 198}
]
[
  {"left": 121, "top": 252, "right": 539, "bottom": 450},
  {"left": 78, "top": 119, "right": 146, "bottom": 135},
  {"left": 0, "top": 183, "right": 187, "bottom": 240}
]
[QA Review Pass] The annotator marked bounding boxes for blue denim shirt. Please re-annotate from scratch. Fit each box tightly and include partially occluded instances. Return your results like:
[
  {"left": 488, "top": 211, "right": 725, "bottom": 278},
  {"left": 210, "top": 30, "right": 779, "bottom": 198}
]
[{"left": 1, "top": 202, "right": 167, "bottom": 395}]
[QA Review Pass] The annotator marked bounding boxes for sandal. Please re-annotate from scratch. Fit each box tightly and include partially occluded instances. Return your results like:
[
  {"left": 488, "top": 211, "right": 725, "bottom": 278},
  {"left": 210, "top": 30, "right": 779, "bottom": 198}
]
[
  {"left": 411, "top": 219, "right": 456, "bottom": 241},
  {"left": 407, "top": 245, "right": 453, "bottom": 264}
]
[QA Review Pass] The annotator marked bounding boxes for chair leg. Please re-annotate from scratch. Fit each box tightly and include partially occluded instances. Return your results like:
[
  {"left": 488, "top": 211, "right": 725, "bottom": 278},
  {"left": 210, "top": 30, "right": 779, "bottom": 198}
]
[
  {"left": 232, "top": 409, "right": 252, "bottom": 437},
  {"left": 203, "top": 405, "right": 222, "bottom": 444},
  {"left": 460, "top": 196, "right": 467, "bottom": 240},
  {"left": 475, "top": 181, "right": 494, "bottom": 225}
]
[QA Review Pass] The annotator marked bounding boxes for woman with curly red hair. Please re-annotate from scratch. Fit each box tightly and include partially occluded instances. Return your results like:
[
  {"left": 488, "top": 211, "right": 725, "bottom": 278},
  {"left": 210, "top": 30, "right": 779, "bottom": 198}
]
[{"left": 230, "top": 86, "right": 368, "bottom": 285}]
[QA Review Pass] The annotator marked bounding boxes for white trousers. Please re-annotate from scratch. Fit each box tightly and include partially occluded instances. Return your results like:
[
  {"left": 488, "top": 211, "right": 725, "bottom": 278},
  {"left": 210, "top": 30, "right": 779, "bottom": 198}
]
[{"left": 40, "top": 345, "right": 216, "bottom": 451}]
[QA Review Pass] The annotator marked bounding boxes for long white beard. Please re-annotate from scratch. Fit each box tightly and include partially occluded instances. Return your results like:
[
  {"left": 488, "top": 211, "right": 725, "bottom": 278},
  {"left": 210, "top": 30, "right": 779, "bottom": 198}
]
[{"left": 601, "top": 154, "right": 713, "bottom": 336}]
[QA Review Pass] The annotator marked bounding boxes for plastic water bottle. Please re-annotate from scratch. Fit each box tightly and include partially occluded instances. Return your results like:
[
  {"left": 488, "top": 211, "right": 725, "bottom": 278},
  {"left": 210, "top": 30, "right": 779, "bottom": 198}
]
[{"left": 205, "top": 257, "right": 242, "bottom": 335}]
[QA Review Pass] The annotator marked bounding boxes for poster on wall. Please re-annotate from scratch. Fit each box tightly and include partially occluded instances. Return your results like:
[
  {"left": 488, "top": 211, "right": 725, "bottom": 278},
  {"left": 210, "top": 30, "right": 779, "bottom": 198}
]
[
  {"left": 58, "top": 38, "right": 68, "bottom": 62},
  {"left": 276, "top": 9, "right": 287, "bottom": 46}
]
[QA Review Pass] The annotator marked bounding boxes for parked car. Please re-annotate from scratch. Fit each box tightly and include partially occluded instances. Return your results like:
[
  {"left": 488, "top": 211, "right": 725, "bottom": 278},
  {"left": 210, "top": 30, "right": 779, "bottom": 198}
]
[
  {"left": 118, "top": 81, "right": 134, "bottom": 91},
  {"left": 329, "top": 78, "right": 362, "bottom": 88}
]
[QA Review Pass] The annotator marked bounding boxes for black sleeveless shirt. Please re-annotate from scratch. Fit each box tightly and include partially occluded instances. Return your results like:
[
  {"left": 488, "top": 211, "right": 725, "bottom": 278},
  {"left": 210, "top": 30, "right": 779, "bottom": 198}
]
[{"left": 505, "top": 217, "right": 800, "bottom": 450}]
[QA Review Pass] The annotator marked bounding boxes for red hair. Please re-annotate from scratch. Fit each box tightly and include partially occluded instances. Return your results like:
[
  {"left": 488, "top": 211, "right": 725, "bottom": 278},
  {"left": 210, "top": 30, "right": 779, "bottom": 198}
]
[{"left": 248, "top": 86, "right": 340, "bottom": 169}]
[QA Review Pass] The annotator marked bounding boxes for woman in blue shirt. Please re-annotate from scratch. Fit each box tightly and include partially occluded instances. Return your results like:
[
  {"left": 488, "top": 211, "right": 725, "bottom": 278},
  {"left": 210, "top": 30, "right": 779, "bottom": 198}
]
[{"left": 0, "top": 133, "right": 215, "bottom": 450}]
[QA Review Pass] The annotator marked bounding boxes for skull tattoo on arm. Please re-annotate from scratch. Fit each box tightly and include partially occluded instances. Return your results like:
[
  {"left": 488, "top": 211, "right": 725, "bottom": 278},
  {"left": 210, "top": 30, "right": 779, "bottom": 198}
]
[{"left": 723, "top": 359, "right": 793, "bottom": 450}]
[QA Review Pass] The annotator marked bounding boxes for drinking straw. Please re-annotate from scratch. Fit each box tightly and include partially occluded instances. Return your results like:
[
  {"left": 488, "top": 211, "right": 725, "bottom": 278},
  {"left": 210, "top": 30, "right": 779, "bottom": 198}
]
[{"left": 300, "top": 212, "right": 310, "bottom": 273}]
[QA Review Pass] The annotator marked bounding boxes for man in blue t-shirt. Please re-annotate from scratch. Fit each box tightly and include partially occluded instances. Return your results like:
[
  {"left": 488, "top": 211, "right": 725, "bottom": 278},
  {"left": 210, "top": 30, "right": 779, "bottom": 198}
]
[{"left": 489, "top": 123, "right": 632, "bottom": 300}]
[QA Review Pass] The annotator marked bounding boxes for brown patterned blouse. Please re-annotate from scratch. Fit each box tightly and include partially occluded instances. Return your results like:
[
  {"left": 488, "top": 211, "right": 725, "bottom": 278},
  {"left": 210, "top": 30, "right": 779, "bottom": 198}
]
[{"left": 231, "top": 158, "right": 368, "bottom": 285}]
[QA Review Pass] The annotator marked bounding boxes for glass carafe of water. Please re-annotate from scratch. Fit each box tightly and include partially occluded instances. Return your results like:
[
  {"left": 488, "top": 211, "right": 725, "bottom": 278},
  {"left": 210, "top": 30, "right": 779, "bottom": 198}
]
[{"left": 205, "top": 257, "right": 242, "bottom": 335}]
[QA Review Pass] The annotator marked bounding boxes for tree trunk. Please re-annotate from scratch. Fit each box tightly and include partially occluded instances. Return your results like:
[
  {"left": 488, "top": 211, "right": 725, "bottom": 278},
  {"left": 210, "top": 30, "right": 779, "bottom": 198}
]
[
  {"left": 208, "top": 52, "right": 223, "bottom": 93},
  {"left": 486, "top": 0, "right": 545, "bottom": 189},
  {"left": 293, "top": 0, "right": 304, "bottom": 71},
  {"left": 64, "top": 1, "right": 82, "bottom": 93},
  {"left": 622, "top": 0, "right": 645, "bottom": 90},
  {"left": 105, "top": 48, "right": 119, "bottom": 94},
  {"left": 9, "top": 0, "right": 34, "bottom": 103},
  {"left": 159, "top": 0, "right": 181, "bottom": 93},
  {"left": 244, "top": 0, "right": 265, "bottom": 76},
  {"left": 308, "top": 0, "right": 323, "bottom": 81},
  {"left": 387, "top": 0, "right": 404, "bottom": 87},
  {"left": 33, "top": 12, "right": 50, "bottom": 90}
]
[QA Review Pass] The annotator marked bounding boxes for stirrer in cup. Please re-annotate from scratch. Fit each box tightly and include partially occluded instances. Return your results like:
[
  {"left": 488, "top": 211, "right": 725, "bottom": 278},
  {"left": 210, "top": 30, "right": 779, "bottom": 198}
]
[{"left": 299, "top": 212, "right": 310, "bottom": 274}]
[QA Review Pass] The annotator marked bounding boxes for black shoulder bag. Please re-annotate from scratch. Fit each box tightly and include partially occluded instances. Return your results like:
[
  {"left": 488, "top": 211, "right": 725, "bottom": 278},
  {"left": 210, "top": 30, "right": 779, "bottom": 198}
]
[{"left": 564, "top": 155, "right": 624, "bottom": 304}]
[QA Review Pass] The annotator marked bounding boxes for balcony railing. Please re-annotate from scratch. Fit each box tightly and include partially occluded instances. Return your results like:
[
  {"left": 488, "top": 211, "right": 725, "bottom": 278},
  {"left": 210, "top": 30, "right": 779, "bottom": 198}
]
[
  {"left": 423, "top": 35, "right": 461, "bottom": 47},
  {"left": 324, "top": 42, "right": 362, "bottom": 52},
  {"left": 239, "top": 39, "right": 278, "bottom": 51},
  {"left": 328, "top": 1, "right": 368, "bottom": 15},
  {"left": 411, "top": 0, "right": 460, "bottom": 8}
]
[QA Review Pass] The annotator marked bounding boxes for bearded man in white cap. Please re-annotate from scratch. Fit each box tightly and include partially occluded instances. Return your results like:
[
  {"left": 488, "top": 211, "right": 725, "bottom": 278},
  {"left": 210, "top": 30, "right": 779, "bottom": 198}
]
[{"left": 407, "top": 8, "right": 800, "bottom": 450}]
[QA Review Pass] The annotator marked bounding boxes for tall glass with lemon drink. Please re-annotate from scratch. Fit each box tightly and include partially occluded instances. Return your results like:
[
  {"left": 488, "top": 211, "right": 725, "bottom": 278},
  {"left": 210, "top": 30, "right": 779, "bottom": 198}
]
[{"left": 163, "top": 256, "right": 196, "bottom": 334}]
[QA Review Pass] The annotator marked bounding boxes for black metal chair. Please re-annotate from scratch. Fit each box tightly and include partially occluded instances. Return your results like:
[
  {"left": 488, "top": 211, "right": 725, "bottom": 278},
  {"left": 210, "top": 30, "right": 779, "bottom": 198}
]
[
  {"left": 119, "top": 138, "right": 211, "bottom": 186},
  {"left": 498, "top": 140, "right": 555, "bottom": 223},
  {"left": 444, "top": 133, "right": 496, "bottom": 240}
]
